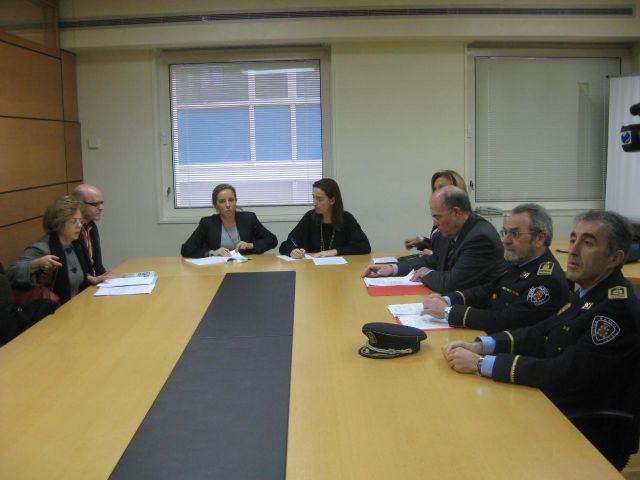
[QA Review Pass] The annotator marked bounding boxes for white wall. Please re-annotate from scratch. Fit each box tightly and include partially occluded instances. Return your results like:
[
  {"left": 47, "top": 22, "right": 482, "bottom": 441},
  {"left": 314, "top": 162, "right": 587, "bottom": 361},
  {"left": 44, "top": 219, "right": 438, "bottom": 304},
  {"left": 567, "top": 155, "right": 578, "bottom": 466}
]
[
  {"left": 76, "top": 42, "right": 466, "bottom": 266},
  {"left": 66, "top": 1, "right": 640, "bottom": 267},
  {"left": 330, "top": 42, "right": 465, "bottom": 250}
]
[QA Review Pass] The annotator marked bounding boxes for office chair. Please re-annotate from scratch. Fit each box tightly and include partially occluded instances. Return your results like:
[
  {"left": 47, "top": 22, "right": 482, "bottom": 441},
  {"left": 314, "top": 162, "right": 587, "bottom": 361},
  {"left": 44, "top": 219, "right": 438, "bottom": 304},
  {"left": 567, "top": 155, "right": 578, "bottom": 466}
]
[{"left": 567, "top": 354, "right": 640, "bottom": 471}]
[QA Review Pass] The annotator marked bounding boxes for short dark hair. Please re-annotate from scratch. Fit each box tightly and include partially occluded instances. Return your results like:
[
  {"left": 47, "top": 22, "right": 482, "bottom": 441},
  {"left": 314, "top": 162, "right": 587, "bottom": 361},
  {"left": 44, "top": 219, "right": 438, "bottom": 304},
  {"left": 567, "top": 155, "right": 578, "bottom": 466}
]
[
  {"left": 511, "top": 203, "right": 553, "bottom": 246},
  {"left": 42, "top": 196, "right": 83, "bottom": 234},
  {"left": 574, "top": 210, "right": 633, "bottom": 255},
  {"left": 313, "top": 178, "right": 345, "bottom": 231},
  {"left": 211, "top": 184, "right": 237, "bottom": 205},
  {"left": 441, "top": 187, "right": 472, "bottom": 213}
]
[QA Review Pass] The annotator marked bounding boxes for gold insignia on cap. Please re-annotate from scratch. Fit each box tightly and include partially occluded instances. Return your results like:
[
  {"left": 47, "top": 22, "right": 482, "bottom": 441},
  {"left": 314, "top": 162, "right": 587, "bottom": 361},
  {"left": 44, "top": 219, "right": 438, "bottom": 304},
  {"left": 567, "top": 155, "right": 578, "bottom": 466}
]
[
  {"left": 491, "top": 293, "right": 497, "bottom": 300},
  {"left": 557, "top": 302, "right": 571, "bottom": 315},
  {"left": 520, "top": 271, "right": 531, "bottom": 279},
  {"left": 581, "top": 302, "right": 593, "bottom": 310},
  {"left": 608, "top": 286, "right": 628, "bottom": 300},
  {"left": 537, "top": 262, "right": 554, "bottom": 276}
]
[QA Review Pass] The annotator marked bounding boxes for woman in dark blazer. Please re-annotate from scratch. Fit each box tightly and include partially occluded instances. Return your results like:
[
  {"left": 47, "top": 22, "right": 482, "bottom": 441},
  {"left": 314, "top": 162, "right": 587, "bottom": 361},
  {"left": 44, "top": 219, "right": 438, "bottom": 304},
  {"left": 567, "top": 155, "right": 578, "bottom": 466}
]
[
  {"left": 181, "top": 184, "right": 278, "bottom": 258},
  {"left": 279, "top": 178, "right": 371, "bottom": 258}
]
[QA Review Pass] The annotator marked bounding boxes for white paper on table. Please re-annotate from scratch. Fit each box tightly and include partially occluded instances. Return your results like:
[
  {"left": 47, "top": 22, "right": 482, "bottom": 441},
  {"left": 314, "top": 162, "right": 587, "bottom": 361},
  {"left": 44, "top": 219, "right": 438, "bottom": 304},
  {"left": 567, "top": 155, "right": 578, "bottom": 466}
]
[
  {"left": 184, "top": 251, "right": 248, "bottom": 266},
  {"left": 373, "top": 257, "right": 397, "bottom": 264},
  {"left": 312, "top": 257, "right": 347, "bottom": 265},
  {"left": 98, "top": 275, "right": 156, "bottom": 287},
  {"left": 94, "top": 283, "right": 156, "bottom": 296},
  {"left": 395, "top": 314, "right": 451, "bottom": 330},
  {"left": 363, "top": 271, "right": 421, "bottom": 287},
  {"left": 277, "top": 254, "right": 313, "bottom": 262},
  {"left": 387, "top": 302, "right": 450, "bottom": 330},
  {"left": 387, "top": 302, "right": 424, "bottom": 316}
]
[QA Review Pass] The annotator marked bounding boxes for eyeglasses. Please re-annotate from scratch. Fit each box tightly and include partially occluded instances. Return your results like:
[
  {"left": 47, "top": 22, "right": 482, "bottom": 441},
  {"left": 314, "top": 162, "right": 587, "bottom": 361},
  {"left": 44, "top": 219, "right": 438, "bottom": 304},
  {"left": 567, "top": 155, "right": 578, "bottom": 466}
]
[
  {"left": 500, "top": 229, "right": 539, "bottom": 239},
  {"left": 66, "top": 218, "right": 85, "bottom": 225},
  {"left": 84, "top": 201, "right": 104, "bottom": 207}
]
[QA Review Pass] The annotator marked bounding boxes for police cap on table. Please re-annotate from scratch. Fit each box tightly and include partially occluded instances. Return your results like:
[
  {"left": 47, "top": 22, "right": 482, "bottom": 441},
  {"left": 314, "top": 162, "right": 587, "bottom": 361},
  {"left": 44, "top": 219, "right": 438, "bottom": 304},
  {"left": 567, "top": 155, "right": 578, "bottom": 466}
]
[{"left": 358, "top": 322, "right": 427, "bottom": 359}]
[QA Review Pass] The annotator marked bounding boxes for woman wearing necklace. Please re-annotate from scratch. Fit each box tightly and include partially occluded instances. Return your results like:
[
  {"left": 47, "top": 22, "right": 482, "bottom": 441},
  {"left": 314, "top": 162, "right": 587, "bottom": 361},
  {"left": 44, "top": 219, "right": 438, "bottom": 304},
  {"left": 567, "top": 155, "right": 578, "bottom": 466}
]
[
  {"left": 181, "top": 183, "right": 278, "bottom": 258},
  {"left": 279, "top": 178, "right": 371, "bottom": 258}
]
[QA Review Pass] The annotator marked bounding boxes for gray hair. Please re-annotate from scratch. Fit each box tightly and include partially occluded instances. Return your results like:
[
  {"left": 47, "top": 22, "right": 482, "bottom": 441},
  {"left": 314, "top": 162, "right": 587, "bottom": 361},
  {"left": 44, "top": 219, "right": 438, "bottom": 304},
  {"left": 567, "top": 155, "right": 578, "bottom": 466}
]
[
  {"left": 574, "top": 210, "right": 633, "bottom": 255},
  {"left": 511, "top": 203, "right": 553, "bottom": 246}
]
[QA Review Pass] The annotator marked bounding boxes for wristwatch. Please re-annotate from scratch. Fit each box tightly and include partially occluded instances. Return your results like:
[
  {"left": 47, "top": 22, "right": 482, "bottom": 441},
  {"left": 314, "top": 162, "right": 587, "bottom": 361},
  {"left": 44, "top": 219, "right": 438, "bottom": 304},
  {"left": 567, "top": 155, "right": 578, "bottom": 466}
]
[
  {"left": 477, "top": 356, "right": 484, "bottom": 374},
  {"left": 443, "top": 306, "right": 452, "bottom": 320}
]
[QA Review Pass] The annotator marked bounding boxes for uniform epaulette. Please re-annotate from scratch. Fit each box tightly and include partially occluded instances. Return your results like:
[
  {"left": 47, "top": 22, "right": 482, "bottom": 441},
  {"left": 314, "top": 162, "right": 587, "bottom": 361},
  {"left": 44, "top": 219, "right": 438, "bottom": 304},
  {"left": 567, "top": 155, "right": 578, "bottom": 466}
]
[
  {"left": 536, "top": 261, "right": 554, "bottom": 276},
  {"left": 608, "top": 286, "right": 628, "bottom": 300}
]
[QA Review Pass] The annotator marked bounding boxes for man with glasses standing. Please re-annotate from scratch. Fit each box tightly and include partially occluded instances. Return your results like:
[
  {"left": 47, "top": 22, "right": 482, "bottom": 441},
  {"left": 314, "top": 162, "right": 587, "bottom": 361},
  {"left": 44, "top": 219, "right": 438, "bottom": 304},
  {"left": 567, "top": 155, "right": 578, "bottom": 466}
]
[
  {"left": 422, "top": 204, "right": 570, "bottom": 333},
  {"left": 363, "top": 186, "right": 506, "bottom": 293},
  {"left": 72, "top": 184, "right": 111, "bottom": 279}
]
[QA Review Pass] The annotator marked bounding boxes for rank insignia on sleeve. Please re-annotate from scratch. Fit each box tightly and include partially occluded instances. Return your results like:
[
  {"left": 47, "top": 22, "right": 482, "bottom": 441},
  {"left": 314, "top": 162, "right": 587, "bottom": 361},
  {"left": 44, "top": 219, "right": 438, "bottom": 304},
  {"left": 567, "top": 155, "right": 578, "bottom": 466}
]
[
  {"left": 608, "top": 286, "right": 628, "bottom": 300},
  {"left": 527, "top": 285, "right": 550, "bottom": 306},
  {"left": 557, "top": 302, "right": 571, "bottom": 315},
  {"left": 581, "top": 302, "right": 593, "bottom": 310},
  {"left": 500, "top": 286, "right": 519, "bottom": 296},
  {"left": 537, "top": 262, "right": 554, "bottom": 276},
  {"left": 520, "top": 271, "right": 531, "bottom": 279},
  {"left": 591, "top": 315, "right": 621, "bottom": 345}
]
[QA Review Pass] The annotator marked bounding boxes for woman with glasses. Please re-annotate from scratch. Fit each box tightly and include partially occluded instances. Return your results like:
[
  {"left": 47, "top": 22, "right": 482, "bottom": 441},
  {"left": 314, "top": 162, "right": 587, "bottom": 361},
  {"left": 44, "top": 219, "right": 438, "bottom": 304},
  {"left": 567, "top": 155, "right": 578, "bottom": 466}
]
[
  {"left": 279, "top": 178, "right": 371, "bottom": 258},
  {"left": 7, "top": 196, "right": 107, "bottom": 305},
  {"left": 181, "top": 183, "right": 278, "bottom": 258}
]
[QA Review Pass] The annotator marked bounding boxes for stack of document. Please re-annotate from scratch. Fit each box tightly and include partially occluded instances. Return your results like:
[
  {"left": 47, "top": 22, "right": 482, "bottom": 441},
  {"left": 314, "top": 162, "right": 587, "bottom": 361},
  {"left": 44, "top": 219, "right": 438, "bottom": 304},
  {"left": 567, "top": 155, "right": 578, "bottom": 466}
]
[
  {"left": 95, "top": 271, "right": 158, "bottom": 296},
  {"left": 387, "top": 303, "right": 451, "bottom": 330},
  {"left": 184, "top": 250, "right": 249, "bottom": 266},
  {"left": 363, "top": 271, "right": 422, "bottom": 287}
]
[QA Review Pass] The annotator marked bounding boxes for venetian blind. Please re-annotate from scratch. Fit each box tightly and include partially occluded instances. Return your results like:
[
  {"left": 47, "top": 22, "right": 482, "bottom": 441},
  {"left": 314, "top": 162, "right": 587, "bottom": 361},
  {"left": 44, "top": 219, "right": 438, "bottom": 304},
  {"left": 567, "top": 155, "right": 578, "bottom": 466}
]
[
  {"left": 475, "top": 56, "right": 620, "bottom": 202},
  {"left": 170, "top": 59, "right": 322, "bottom": 208}
]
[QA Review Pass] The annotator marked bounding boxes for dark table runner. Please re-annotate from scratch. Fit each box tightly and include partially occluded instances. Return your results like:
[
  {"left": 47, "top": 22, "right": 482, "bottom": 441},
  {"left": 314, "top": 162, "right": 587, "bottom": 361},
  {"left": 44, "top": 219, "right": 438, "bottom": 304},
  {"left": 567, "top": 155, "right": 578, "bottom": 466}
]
[{"left": 109, "top": 271, "right": 296, "bottom": 480}]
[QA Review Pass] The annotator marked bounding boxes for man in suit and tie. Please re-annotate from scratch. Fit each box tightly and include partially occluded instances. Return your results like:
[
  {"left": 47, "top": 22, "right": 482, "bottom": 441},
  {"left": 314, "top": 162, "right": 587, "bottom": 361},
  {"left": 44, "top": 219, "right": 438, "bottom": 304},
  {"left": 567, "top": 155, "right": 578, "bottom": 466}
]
[
  {"left": 72, "top": 184, "right": 111, "bottom": 278},
  {"left": 363, "top": 186, "right": 506, "bottom": 293}
]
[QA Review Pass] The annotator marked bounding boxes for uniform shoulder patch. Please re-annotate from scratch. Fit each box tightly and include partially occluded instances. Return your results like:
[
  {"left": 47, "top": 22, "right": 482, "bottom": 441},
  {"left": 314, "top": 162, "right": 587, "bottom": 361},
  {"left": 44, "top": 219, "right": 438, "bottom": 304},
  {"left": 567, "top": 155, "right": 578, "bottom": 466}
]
[
  {"left": 591, "top": 315, "right": 621, "bottom": 345},
  {"left": 608, "top": 286, "right": 628, "bottom": 300},
  {"left": 526, "top": 285, "right": 550, "bottom": 306},
  {"left": 536, "top": 262, "right": 554, "bottom": 276}
]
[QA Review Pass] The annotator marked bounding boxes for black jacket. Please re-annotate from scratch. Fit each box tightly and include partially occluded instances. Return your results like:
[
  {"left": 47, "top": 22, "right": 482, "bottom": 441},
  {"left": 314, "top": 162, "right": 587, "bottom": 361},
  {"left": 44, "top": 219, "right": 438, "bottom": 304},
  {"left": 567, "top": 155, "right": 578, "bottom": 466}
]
[
  {"left": 279, "top": 210, "right": 371, "bottom": 256},
  {"left": 488, "top": 268, "right": 640, "bottom": 457},
  {"left": 445, "top": 248, "right": 571, "bottom": 333},
  {"left": 397, "top": 213, "right": 507, "bottom": 293},
  {"left": 181, "top": 211, "right": 278, "bottom": 258}
]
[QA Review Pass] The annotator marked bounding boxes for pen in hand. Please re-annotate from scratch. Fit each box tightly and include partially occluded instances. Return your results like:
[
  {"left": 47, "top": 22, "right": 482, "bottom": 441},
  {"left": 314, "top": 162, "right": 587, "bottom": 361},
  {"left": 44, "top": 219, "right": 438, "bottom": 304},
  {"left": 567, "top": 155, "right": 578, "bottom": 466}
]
[{"left": 290, "top": 238, "right": 306, "bottom": 258}]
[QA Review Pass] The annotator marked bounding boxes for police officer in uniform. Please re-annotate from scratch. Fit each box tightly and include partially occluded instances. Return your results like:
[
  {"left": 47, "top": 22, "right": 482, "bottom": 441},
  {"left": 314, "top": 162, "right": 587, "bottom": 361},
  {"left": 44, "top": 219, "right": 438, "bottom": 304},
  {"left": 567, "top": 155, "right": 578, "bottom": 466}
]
[
  {"left": 422, "top": 204, "right": 570, "bottom": 333},
  {"left": 441, "top": 210, "right": 640, "bottom": 470}
]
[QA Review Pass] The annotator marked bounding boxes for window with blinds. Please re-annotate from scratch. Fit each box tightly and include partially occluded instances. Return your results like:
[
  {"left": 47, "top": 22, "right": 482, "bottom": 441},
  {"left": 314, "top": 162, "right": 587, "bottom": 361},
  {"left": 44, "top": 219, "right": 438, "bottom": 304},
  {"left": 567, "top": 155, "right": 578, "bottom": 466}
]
[
  {"left": 169, "top": 59, "right": 323, "bottom": 208},
  {"left": 474, "top": 56, "right": 621, "bottom": 203}
]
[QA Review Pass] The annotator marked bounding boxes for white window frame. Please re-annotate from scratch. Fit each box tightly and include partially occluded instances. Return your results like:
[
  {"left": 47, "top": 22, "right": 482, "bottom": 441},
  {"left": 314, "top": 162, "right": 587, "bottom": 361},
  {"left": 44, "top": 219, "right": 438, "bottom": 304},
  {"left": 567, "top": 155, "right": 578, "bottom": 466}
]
[
  {"left": 465, "top": 45, "right": 632, "bottom": 214},
  {"left": 155, "top": 47, "right": 332, "bottom": 223}
]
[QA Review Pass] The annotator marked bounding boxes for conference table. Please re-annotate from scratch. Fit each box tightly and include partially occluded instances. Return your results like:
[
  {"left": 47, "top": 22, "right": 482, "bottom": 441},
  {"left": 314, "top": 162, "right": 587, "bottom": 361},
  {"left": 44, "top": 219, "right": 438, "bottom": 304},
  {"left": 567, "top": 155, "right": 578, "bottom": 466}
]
[{"left": 0, "top": 253, "right": 626, "bottom": 479}]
